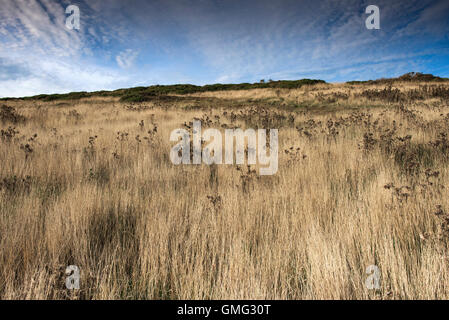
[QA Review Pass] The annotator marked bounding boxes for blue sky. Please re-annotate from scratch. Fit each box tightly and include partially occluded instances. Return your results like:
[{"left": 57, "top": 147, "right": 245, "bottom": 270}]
[{"left": 0, "top": 0, "right": 448, "bottom": 97}]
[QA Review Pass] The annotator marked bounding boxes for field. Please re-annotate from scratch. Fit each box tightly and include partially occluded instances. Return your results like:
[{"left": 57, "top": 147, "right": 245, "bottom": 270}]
[{"left": 1, "top": 80, "right": 449, "bottom": 299}]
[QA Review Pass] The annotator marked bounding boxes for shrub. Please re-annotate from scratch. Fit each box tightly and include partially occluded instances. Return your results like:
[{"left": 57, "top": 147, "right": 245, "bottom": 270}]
[{"left": 0, "top": 105, "right": 26, "bottom": 124}]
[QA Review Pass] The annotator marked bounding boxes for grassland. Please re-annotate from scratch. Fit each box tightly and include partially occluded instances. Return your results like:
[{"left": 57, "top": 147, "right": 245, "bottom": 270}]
[{"left": 1, "top": 79, "right": 449, "bottom": 299}]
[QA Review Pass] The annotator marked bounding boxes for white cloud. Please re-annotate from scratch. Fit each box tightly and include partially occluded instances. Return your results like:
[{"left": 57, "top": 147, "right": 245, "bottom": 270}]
[
  {"left": 0, "top": 54, "right": 129, "bottom": 97},
  {"left": 0, "top": 0, "right": 139, "bottom": 97},
  {"left": 116, "top": 49, "right": 139, "bottom": 69}
]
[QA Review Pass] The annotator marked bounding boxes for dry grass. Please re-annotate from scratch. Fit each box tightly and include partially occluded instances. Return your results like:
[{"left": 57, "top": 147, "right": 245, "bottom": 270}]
[{"left": 1, "top": 81, "right": 449, "bottom": 299}]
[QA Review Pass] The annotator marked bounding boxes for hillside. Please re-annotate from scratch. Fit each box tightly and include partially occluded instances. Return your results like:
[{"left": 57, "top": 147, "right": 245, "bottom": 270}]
[{"left": 0, "top": 79, "right": 325, "bottom": 102}]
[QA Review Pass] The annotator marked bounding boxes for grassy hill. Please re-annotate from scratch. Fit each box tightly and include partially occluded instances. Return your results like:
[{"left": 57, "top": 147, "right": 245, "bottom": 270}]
[
  {"left": 346, "top": 72, "right": 448, "bottom": 85},
  {"left": 0, "top": 79, "right": 325, "bottom": 102},
  {"left": 2, "top": 72, "right": 447, "bottom": 103}
]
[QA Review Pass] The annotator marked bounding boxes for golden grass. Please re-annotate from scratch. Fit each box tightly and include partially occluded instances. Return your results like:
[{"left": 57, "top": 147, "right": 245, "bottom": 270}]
[{"left": 1, "top": 81, "right": 449, "bottom": 299}]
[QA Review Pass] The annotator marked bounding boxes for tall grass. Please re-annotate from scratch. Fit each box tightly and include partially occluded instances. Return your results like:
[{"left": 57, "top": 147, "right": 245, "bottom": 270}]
[{"left": 1, "top": 81, "right": 449, "bottom": 299}]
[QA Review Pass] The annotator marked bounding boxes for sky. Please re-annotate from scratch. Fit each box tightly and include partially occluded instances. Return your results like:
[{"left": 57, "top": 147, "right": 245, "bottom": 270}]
[{"left": 0, "top": 0, "right": 448, "bottom": 98}]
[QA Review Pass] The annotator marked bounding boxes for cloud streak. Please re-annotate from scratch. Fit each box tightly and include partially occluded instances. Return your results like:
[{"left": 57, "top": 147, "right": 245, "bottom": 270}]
[{"left": 116, "top": 49, "right": 139, "bottom": 69}]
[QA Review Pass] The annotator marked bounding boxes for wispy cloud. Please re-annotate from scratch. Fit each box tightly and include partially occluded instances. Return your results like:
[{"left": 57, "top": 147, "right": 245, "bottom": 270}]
[
  {"left": 116, "top": 49, "right": 139, "bottom": 69},
  {"left": 0, "top": 0, "right": 140, "bottom": 97}
]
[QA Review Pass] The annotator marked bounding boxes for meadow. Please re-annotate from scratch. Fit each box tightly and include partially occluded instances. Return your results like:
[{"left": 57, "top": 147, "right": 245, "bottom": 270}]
[{"left": 1, "top": 79, "right": 449, "bottom": 299}]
